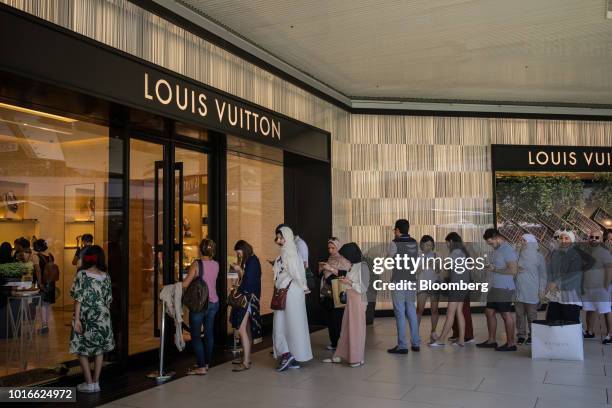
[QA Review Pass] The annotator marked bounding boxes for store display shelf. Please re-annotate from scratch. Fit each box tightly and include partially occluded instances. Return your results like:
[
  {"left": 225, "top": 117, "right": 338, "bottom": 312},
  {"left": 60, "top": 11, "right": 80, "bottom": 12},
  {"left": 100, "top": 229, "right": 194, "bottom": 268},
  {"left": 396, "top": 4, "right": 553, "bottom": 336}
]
[
  {"left": 0, "top": 218, "right": 38, "bottom": 223},
  {"left": 65, "top": 220, "right": 95, "bottom": 224}
]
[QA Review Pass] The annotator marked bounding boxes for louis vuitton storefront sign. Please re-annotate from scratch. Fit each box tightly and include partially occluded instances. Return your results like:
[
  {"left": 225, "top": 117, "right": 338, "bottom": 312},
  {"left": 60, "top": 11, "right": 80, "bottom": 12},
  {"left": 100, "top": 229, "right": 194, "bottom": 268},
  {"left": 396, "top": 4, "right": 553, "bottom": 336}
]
[
  {"left": 492, "top": 144, "right": 612, "bottom": 172},
  {"left": 144, "top": 72, "right": 281, "bottom": 140},
  {"left": 0, "top": 8, "right": 329, "bottom": 161}
]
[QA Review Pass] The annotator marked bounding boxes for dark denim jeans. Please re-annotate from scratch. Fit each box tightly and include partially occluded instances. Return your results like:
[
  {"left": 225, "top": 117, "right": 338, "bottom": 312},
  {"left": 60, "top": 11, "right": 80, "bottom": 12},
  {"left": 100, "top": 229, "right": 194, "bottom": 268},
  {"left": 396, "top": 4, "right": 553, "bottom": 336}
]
[{"left": 189, "top": 301, "right": 219, "bottom": 368}]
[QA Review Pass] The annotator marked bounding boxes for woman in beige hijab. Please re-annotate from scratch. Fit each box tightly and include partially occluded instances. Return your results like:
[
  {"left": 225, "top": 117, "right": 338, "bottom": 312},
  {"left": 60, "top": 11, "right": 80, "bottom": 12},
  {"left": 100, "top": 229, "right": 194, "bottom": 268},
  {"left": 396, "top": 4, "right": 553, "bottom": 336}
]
[{"left": 319, "top": 238, "right": 351, "bottom": 350}]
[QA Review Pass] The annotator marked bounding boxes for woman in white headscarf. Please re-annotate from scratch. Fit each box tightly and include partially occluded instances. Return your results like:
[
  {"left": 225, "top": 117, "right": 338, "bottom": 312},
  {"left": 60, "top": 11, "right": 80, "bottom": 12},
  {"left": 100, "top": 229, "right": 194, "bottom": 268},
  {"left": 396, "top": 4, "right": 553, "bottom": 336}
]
[
  {"left": 272, "top": 225, "right": 313, "bottom": 371},
  {"left": 515, "top": 234, "right": 547, "bottom": 344}
]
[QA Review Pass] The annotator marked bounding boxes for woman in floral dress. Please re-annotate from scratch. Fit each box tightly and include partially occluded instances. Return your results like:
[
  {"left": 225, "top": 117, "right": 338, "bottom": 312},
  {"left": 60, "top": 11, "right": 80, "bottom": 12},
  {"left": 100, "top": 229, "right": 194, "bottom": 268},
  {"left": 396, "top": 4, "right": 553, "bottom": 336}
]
[{"left": 69, "top": 245, "right": 114, "bottom": 393}]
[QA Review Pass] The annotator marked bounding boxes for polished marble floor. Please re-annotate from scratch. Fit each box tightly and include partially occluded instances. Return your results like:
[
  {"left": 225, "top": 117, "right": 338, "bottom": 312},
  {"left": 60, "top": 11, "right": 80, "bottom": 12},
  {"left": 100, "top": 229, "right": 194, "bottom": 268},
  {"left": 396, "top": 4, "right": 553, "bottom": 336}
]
[{"left": 102, "top": 313, "right": 611, "bottom": 408}]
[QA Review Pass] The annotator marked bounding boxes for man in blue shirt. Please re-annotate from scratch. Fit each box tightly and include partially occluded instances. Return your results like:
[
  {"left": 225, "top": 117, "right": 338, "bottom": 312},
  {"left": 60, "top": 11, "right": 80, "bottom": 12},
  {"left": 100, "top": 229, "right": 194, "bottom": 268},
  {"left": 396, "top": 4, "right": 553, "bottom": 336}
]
[
  {"left": 477, "top": 228, "right": 518, "bottom": 351},
  {"left": 387, "top": 219, "right": 421, "bottom": 353}
]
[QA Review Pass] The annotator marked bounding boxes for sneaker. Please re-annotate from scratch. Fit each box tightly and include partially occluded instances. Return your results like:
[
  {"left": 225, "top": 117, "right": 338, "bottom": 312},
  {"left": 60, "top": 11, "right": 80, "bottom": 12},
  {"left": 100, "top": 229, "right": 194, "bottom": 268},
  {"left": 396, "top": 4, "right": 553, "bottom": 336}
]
[
  {"left": 322, "top": 356, "right": 341, "bottom": 363},
  {"left": 77, "top": 382, "right": 97, "bottom": 393},
  {"left": 428, "top": 342, "right": 445, "bottom": 348},
  {"left": 603, "top": 335, "right": 612, "bottom": 345},
  {"left": 411, "top": 346, "right": 420, "bottom": 352},
  {"left": 464, "top": 338, "right": 476, "bottom": 344},
  {"left": 289, "top": 359, "right": 301, "bottom": 369},
  {"left": 387, "top": 346, "right": 409, "bottom": 354},
  {"left": 517, "top": 337, "right": 526, "bottom": 345},
  {"left": 349, "top": 361, "right": 364, "bottom": 368},
  {"left": 93, "top": 383, "right": 100, "bottom": 392},
  {"left": 448, "top": 336, "right": 458, "bottom": 342},
  {"left": 495, "top": 343, "right": 517, "bottom": 352},
  {"left": 325, "top": 345, "right": 336, "bottom": 351},
  {"left": 476, "top": 341, "right": 497, "bottom": 349},
  {"left": 429, "top": 333, "right": 438, "bottom": 343},
  {"left": 276, "top": 353, "right": 294, "bottom": 372},
  {"left": 584, "top": 331, "right": 595, "bottom": 339},
  {"left": 525, "top": 336, "right": 532, "bottom": 345},
  {"left": 451, "top": 342, "right": 465, "bottom": 347}
]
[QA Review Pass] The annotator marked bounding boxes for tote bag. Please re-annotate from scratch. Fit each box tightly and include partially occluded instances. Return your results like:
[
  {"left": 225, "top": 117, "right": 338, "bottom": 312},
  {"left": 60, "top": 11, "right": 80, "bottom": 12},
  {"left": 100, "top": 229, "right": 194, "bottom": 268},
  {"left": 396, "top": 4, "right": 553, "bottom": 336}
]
[
  {"left": 531, "top": 320, "right": 583, "bottom": 361},
  {"left": 331, "top": 278, "right": 350, "bottom": 309}
]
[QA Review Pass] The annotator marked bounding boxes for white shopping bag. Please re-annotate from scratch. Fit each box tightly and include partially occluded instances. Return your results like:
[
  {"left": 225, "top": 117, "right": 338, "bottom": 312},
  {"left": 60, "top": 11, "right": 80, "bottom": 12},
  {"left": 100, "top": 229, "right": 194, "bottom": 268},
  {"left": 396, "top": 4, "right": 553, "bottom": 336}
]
[{"left": 531, "top": 320, "right": 583, "bottom": 361}]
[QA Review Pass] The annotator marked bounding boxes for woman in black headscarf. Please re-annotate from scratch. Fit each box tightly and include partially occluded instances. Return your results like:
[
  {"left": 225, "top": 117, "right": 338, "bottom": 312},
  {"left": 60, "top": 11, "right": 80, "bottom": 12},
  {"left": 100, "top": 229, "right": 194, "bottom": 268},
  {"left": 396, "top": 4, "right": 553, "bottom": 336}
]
[{"left": 323, "top": 243, "right": 369, "bottom": 367}]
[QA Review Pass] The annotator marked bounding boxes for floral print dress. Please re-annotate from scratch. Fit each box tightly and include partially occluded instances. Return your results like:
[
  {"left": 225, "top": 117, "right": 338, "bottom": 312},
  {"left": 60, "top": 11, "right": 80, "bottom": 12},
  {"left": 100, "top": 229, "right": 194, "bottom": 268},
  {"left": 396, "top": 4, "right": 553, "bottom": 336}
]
[{"left": 69, "top": 270, "right": 115, "bottom": 356}]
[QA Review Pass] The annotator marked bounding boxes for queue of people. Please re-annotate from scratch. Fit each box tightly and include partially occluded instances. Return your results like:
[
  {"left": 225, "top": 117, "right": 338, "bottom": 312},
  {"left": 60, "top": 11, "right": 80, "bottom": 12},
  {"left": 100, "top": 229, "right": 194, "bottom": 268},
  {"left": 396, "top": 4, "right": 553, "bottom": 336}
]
[{"left": 60, "top": 218, "right": 612, "bottom": 391}]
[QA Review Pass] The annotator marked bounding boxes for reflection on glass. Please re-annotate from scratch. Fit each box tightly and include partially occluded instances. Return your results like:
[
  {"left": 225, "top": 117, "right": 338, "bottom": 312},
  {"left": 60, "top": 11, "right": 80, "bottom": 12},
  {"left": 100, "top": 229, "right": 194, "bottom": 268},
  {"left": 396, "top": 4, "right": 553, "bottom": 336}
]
[
  {"left": 227, "top": 149, "right": 284, "bottom": 332},
  {"left": 174, "top": 148, "right": 208, "bottom": 282},
  {"left": 128, "top": 139, "right": 163, "bottom": 355},
  {"left": 0, "top": 102, "right": 109, "bottom": 380}
]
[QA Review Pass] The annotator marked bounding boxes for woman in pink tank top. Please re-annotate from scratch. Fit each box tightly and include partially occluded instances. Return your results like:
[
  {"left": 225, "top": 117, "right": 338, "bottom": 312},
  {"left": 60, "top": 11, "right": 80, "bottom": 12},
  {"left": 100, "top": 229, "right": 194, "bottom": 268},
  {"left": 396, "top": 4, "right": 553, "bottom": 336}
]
[{"left": 182, "top": 239, "right": 219, "bottom": 375}]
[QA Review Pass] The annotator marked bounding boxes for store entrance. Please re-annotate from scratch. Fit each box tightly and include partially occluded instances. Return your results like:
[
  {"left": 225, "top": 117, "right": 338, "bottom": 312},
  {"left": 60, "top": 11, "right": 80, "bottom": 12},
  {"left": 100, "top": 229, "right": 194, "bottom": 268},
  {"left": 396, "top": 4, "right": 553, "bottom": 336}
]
[{"left": 128, "top": 138, "right": 209, "bottom": 355}]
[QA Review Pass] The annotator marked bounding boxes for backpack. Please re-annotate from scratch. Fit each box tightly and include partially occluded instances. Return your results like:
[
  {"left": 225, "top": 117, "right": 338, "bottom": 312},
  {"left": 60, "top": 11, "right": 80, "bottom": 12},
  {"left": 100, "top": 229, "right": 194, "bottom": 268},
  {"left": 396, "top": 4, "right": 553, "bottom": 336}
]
[
  {"left": 40, "top": 254, "right": 60, "bottom": 283},
  {"left": 183, "top": 260, "right": 209, "bottom": 313}
]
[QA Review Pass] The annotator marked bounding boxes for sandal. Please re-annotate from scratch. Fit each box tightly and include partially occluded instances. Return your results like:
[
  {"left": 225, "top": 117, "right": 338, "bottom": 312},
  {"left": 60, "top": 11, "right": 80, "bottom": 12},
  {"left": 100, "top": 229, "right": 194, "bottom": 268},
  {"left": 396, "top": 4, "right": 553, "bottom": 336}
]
[
  {"left": 232, "top": 363, "right": 251, "bottom": 372},
  {"left": 322, "top": 357, "right": 341, "bottom": 363},
  {"left": 186, "top": 368, "right": 207, "bottom": 376}
]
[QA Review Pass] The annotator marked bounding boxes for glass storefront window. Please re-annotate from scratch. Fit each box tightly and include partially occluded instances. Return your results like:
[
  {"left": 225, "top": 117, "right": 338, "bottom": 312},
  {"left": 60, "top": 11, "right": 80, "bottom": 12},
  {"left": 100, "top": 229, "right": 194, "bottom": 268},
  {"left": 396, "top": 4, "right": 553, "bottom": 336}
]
[
  {"left": 226, "top": 139, "right": 284, "bottom": 327},
  {"left": 0, "top": 102, "right": 109, "bottom": 380}
]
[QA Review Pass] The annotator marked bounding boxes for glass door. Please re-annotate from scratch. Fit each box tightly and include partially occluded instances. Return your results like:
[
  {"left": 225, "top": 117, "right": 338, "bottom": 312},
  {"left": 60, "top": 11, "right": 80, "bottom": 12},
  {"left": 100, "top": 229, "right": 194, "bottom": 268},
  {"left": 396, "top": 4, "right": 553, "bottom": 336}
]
[
  {"left": 128, "top": 139, "right": 164, "bottom": 355},
  {"left": 128, "top": 139, "right": 209, "bottom": 355},
  {"left": 174, "top": 147, "right": 209, "bottom": 282}
]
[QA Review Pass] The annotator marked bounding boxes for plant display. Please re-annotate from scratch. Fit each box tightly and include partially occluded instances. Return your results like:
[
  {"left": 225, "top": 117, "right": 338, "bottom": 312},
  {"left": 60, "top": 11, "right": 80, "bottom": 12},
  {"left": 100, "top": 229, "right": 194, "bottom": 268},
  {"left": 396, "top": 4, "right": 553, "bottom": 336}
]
[
  {"left": 590, "top": 173, "right": 612, "bottom": 212},
  {"left": 0, "top": 261, "right": 33, "bottom": 279},
  {"left": 496, "top": 175, "right": 584, "bottom": 219}
]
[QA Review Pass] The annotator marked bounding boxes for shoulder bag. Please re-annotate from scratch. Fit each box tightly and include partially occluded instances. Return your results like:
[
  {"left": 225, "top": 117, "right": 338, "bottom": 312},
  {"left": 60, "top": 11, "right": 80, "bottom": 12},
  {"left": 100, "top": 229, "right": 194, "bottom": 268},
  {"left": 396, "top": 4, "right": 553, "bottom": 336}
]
[
  {"left": 270, "top": 258, "right": 291, "bottom": 310},
  {"left": 228, "top": 272, "right": 248, "bottom": 309},
  {"left": 183, "top": 260, "right": 209, "bottom": 313}
]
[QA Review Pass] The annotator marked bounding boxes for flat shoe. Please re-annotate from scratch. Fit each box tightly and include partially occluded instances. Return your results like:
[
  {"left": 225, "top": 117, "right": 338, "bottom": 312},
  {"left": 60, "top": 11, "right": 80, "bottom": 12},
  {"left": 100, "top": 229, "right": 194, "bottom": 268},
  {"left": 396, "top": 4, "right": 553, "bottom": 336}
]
[
  {"left": 186, "top": 368, "right": 207, "bottom": 376},
  {"left": 476, "top": 341, "right": 497, "bottom": 348},
  {"left": 322, "top": 357, "right": 341, "bottom": 363},
  {"left": 232, "top": 363, "right": 251, "bottom": 372}
]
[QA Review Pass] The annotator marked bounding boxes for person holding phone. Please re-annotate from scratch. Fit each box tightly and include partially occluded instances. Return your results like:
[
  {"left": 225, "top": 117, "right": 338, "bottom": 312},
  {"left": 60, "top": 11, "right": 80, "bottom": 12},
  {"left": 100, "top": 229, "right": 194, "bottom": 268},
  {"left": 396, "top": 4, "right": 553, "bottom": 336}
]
[
  {"left": 319, "top": 237, "right": 351, "bottom": 351},
  {"left": 229, "top": 240, "right": 262, "bottom": 372},
  {"left": 272, "top": 225, "right": 313, "bottom": 371}
]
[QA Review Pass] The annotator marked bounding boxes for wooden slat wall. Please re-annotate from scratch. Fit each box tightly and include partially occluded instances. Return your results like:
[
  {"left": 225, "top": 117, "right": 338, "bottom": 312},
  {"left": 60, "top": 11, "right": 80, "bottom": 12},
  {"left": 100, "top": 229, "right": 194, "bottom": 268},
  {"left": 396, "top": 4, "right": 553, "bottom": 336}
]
[
  {"left": 3, "top": 0, "right": 612, "bottom": 249},
  {"left": 348, "top": 115, "right": 612, "bottom": 247}
]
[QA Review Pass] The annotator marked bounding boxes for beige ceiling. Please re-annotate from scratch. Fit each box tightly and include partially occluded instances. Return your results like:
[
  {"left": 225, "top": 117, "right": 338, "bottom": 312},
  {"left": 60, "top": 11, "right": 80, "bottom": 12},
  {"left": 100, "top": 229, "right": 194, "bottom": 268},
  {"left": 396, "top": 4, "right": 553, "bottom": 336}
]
[{"left": 175, "top": 0, "right": 612, "bottom": 106}]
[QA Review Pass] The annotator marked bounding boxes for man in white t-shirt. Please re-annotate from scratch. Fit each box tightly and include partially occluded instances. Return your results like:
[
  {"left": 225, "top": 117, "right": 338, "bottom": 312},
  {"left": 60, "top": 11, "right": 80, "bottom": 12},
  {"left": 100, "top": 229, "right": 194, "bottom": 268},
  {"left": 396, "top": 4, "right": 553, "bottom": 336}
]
[
  {"left": 583, "top": 230, "right": 612, "bottom": 342},
  {"left": 294, "top": 235, "right": 309, "bottom": 269}
]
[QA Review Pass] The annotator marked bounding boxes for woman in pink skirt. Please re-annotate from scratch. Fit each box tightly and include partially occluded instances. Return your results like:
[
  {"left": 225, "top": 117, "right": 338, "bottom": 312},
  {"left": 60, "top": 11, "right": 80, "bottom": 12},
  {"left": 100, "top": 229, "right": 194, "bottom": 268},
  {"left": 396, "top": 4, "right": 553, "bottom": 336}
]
[{"left": 323, "top": 243, "right": 369, "bottom": 367}]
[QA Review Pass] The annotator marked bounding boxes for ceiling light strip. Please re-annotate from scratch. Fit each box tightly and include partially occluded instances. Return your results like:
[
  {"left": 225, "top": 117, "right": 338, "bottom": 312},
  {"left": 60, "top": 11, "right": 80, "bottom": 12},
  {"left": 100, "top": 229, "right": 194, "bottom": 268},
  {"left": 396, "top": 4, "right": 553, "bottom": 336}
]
[
  {"left": 351, "top": 100, "right": 612, "bottom": 117},
  {"left": 0, "top": 102, "right": 77, "bottom": 123}
]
